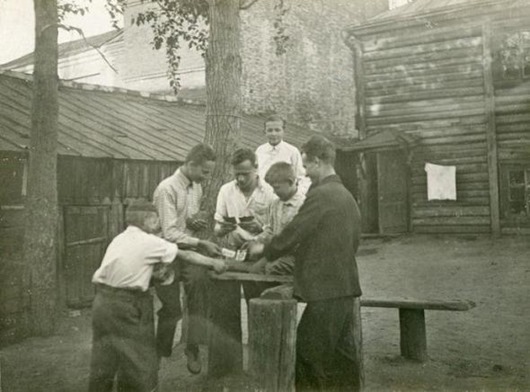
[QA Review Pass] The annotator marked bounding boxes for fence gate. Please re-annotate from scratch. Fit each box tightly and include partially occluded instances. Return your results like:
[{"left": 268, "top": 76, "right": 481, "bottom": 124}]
[{"left": 63, "top": 205, "right": 110, "bottom": 307}]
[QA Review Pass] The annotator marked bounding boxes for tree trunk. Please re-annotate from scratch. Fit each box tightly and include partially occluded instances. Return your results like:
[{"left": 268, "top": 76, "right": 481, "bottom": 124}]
[
  {"left": 202, "top": 0, "right": 242, "bottom": 217},
  {"left": 22, "top": 0, "right": 59, "bottom": 336}
]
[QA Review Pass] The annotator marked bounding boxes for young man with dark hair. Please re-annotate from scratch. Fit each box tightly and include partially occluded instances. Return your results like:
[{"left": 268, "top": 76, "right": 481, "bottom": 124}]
[
  {"left": 255, "top": 114, "right": 310, "bottom": 194},
  {"left": 214, "top": 148, "right": 276, "bottom": 249},
  {"left": 153, "top": 143, "right": 221, "bottom": 373},
  {"left": 249, "top": 135, "right": 363, "bottom": 391},
  {"left": 88, "top": 202, "right": 226, "bottom": 392}
]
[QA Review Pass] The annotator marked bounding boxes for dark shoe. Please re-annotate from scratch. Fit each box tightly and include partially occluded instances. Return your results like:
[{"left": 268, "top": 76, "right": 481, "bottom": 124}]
[{"left": 185, "top": 348, "right": 202, "bottom": 375}]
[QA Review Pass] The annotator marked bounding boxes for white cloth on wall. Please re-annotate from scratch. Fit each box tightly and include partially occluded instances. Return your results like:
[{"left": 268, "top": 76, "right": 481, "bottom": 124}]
[{"left": 424, "top": 163, "right": 457, "bottom": 201}]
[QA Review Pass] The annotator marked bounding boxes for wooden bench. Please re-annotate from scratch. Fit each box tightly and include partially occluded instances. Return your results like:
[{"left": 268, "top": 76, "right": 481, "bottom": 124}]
[
  {"left": 212, "top": 272, "right": 475, "bottom": 362},
  {"left": 207, "top": 271, "right": 475, "bottom": 392},
  {"left": 258, "top": 280, "right": 476, "bottom": 362},
  {"left": 359, "top": 298, "right": 475, "bottom": 362}
]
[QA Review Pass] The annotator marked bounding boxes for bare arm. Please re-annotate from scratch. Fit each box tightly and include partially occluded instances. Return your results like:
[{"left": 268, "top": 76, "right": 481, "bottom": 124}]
[{"left": 176, "top": 249, "right": 227, "bottom": 273}]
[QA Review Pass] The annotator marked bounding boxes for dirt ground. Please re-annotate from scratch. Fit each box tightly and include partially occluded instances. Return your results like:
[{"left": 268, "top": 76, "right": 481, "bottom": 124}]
[{"left": 1, "top": 234, "right": 529, "bottom": 391}]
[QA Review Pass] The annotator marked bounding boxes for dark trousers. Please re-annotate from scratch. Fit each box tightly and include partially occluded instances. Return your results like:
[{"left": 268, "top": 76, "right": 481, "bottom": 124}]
[
  {"left": 88, "top": 285, "right": 158, "bottom": 392},
  {"left": 155, "top": 263, "right": 210, "bottom": 357},
  {"left": 181, "top": 264, "right": 211, "bottom": 355},
  {"left": 155, "top": 277, "right": 182, "bottom": 358},
  {"left": 296, "top": 296, "right": 362, "bottom": 392}
]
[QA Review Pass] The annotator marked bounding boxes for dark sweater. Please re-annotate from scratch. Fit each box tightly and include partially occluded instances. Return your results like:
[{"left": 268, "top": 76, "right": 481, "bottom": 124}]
[{"left": 264, "top": 174, "right": 362, "bottom": 301}]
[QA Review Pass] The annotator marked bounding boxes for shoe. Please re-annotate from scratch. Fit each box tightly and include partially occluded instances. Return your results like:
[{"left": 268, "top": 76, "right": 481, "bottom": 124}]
[{"left": 185, "top": 348, "right": 202, "bottom": 375}]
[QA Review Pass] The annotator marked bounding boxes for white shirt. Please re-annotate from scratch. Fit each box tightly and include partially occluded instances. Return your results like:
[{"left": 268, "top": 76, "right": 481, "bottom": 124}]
[
  {"left": 214, "top": 178, "right": 276, "bottom": 247},
  {"left": 153, "top": 168, "right": 201, "bottom": 247},
  {"left": 255, "top": 141, "right": 311, "bottom": 194},
  {"left": 92, "top": 226, "right": 178, "bottom": 292}
]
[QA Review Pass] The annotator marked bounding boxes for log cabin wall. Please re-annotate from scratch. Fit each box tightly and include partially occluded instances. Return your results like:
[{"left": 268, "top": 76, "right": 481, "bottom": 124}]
[
  {"left": 347, "top": 1, "right": 530, "bottom": 234},
  {"left": 362, "top": 24, "right": 490, "bottom": 234}
]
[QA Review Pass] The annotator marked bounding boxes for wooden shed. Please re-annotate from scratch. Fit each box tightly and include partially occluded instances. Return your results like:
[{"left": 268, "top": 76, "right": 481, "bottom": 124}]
[
  {"left": 0, "top": 71, "right": 312, "bottom": 343},
  {"left": 342, "top": 0, "right": 530, "bottom": 235}
]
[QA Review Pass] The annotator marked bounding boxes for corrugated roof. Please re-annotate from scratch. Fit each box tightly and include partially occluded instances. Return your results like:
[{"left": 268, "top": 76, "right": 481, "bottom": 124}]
[
  {"left": 0, "top": 30, "right": 123, "bottom": 70},
  {"left": 346, "top": 0, "right": 529, "bottom": 35},
  {"left": 0, "top": 71, "right": 315, "bottom": 162},
  {"left": 370, "top": 0, "right": 475, "bottom": 21}
]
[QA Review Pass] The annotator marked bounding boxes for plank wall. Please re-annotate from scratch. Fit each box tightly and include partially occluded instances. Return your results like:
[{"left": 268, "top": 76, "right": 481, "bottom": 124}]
[{"left": 360, "top": 24, "right": 491, "bottom": 233}]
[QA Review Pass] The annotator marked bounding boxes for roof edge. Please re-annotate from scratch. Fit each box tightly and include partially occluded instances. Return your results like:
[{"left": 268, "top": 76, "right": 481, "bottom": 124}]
[
  {"left": 0, "top": 70, "right": 205, "bottom": 106},
  {"left": 344, "top": 0, "right": 515, "bottom": 37}
]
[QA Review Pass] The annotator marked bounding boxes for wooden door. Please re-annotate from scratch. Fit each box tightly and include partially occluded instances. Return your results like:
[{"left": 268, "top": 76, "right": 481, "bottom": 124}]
[
  {"left": 377, "top": 151, "right": 409, "bottom": 234},
  {"left": 63, "top": 206, "right": 110, "bottom": 307}
]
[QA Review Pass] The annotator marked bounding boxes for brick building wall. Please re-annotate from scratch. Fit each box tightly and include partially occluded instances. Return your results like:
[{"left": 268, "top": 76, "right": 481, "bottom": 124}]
[
  {"left": 240, "top": 0, "right": 388, "bottom": 137},
  {"left": 123, "top": 0, "right": 388, "bottom": 134}
]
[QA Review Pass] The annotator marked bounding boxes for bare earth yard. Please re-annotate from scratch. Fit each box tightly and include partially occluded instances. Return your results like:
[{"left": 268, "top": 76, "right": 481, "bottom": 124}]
[{"left": 1, "top": 234, "right": 529, "bottom": 391}]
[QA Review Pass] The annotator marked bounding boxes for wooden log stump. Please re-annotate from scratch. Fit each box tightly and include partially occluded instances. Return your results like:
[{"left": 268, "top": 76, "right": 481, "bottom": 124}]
[
  {"left": 399, "top": 308, "right": 427, "bottom": 362},
  {"left": 248, "top": 298, "right": 297, "bottom": 392}
]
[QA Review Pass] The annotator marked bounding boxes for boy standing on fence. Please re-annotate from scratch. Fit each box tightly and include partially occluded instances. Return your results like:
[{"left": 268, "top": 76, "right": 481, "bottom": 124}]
[{"left": 88, "top": 201, "right": 226, "bottom": 392}]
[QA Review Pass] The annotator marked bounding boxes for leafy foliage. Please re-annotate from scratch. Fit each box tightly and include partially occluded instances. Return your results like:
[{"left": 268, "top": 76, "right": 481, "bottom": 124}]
[
  {"left": 272, "top": 0, "right": 289, "bottom": 55},
  {"left": 131, "top": 1, "right": 209, "bottom": 93},
  {"left": 104, "top": 0, "right": 289, "bottom": 95},
  {"left": 57, "top": 0, "right": 92, "bottom": 21}
]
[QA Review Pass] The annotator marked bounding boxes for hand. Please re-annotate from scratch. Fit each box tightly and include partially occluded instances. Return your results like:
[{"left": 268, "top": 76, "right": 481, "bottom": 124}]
[
  {"left": 247, "top": 241, "right": 265, "bottom": 260},
  {"left": 151, "top": 263, "right": 175, "bottom": 285},
  {"left": 247, "top": 258, "right": 267, "bottom": 274},
  {"left": 211, "top": 259, "right": 227, "bottom": 274},
  {"left": 238, "top": 220, "right": 262, "bottom": 235},
  {"left": 198, "top": 240, "right": 222, "bottom": 257},
  {"left": 216, "top": 221, "right": 238, "bottom": 237},
  {"left": 187, "top": 215, "right": 208, "bottom": 231}
]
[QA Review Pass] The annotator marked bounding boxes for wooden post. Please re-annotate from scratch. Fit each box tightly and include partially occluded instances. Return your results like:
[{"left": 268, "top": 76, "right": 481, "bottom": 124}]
[
  {"left": 482, "top": 22, "right": 501, "bottom": 236},
  {"left": 352, "top": 297, "right": 364, "bottom": 390},
  {"left": 399, "top": 308, "right": 427, "bottom": 362},
  {"left": 248, "top": 298, "right": 297, "bottom": 392}
]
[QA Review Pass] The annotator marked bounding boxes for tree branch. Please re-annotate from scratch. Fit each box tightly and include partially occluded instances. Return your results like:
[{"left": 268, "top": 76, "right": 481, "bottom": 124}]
[
  {"left": 57, "top": 24, "right": 119, "bottom": 74},
  {"left": 239, "top": 0, "right": 260, "bottom": 10}
]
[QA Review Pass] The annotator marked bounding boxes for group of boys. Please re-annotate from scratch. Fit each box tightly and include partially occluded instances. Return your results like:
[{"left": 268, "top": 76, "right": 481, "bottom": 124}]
[{"left": 88, "top": 115, "right": 363, "bottom": 392}]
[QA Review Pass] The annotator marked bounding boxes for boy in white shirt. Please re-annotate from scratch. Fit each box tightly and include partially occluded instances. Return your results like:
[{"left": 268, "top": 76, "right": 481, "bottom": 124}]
[
  {"left": 255, "top": 114, "right": 311, "bottom": 194},
  {"left": 89, "top": 201, "right": 226, "bottom": 392}
]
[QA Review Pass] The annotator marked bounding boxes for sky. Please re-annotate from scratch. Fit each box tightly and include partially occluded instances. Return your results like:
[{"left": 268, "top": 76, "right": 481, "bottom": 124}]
[{"left": 0, "top": 0, "right": 119, "bottom": 64}]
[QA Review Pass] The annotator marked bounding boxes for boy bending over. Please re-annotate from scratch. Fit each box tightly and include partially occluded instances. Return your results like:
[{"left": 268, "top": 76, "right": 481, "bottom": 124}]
[{"left": 88, "top": 201, "right": 226, "bottom": 392}]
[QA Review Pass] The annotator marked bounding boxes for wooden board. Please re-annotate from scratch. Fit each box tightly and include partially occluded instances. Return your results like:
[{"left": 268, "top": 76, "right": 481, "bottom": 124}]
[
  {"left": 208, "top": 271, "right": 293, "bottom": 283},
  {"left": 361, "top": 298, "right": 475, "bottom": 311}
]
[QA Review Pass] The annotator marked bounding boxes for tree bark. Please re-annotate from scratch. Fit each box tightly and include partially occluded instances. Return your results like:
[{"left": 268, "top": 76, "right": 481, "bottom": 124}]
[
  {"left": 202, "top": 0, "right": 242, "bottom": 218},
  {"left": 22, "top": 0, "right": 59, "bottom": 336}
]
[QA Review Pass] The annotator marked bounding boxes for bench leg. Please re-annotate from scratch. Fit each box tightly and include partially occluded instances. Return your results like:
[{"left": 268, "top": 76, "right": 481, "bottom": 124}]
[{"left": 399, "top": 308, "right": 427, "bottom": 362}]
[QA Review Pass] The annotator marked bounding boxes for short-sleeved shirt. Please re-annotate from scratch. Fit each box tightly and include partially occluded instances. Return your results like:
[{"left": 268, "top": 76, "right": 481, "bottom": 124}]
[
  {"left": 255, "top": 141, "right": 311, "bottom": 194},
  {"left": 92, "top": 226, "right": 178, "bottom": 292},
  {"left": 153, "top": 168, "right": 202, "bottom": 247},
  {"left": 214, "top": 178, "right": 276, "bottom": 247}
]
